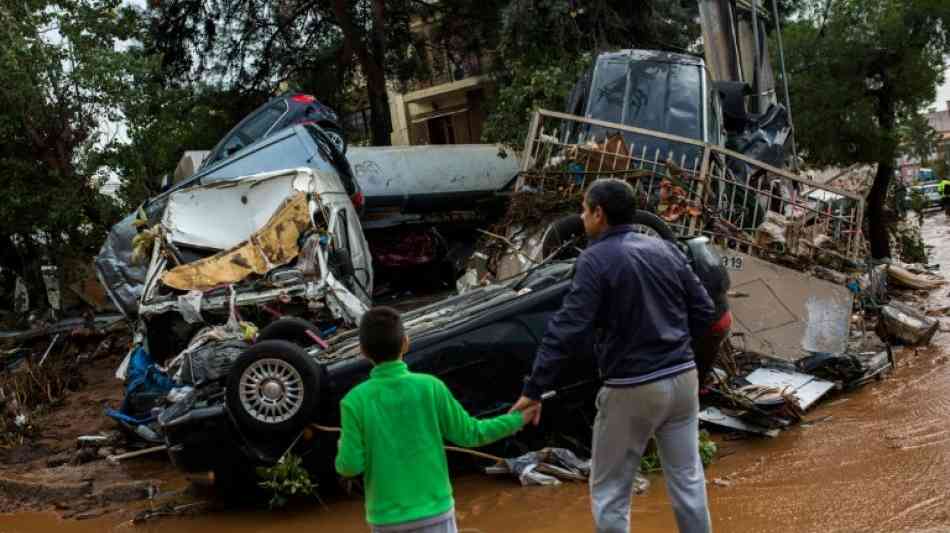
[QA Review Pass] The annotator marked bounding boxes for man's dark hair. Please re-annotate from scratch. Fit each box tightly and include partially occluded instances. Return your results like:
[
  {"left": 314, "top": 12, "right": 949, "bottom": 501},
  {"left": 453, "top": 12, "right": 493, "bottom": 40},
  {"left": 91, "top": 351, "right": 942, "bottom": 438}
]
[
  {"left": 585, "top": 178, "right": 636, "bottom": 226},
  {"left": 359, "top": 306, "right": 406, "bottom": 362}
]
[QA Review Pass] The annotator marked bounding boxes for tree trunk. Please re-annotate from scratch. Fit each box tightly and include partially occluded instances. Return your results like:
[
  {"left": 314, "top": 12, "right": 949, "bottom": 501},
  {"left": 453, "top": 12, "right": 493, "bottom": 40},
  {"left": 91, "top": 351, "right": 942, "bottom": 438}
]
[
  {"left": 367, "top": 83, "right": 392, "bottom": 146},
  {"left": 867, "top": 157, "right": 893, "bottom": 259},
  {"left": 868, "top": 87, "right": 896, "bottom": 259},
  {"left": 331, "top": 0, "right": 392, "bottom": 146}
]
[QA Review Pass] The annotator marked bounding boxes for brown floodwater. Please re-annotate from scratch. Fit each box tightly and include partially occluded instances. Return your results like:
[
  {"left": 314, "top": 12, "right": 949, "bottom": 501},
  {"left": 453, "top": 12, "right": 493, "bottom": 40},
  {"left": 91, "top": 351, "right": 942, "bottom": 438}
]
[{"left": 3, "top": 214, "right": 950, "bottom": 532}]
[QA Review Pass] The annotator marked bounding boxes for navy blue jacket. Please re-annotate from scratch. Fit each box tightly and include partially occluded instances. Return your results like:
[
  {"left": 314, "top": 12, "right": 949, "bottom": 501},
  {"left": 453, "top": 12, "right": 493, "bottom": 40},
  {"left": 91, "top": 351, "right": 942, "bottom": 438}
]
[{"left": 522, "top": 225, "right": 716, "bottom": 400}]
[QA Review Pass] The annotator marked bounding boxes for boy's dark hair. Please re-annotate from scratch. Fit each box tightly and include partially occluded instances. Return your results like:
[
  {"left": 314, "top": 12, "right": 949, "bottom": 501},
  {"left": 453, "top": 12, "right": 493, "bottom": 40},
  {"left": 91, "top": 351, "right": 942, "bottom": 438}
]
[
  {"left": 585, "top": 178, "right": 636, "bottom": 226},
  {"left": 359, "top": 306, "right": 406, "bottom": 362}
]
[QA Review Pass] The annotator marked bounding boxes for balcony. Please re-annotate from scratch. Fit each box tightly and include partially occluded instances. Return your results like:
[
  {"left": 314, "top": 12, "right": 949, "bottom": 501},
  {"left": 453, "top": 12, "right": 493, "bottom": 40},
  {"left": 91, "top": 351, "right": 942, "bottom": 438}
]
[{"left": 405, "top": 50, "right": 491, "bottom": 93}]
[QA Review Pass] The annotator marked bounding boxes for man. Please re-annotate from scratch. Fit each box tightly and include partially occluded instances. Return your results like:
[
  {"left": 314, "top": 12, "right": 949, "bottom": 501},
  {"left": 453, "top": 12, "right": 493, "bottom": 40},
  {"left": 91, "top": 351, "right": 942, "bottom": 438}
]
[{"left": 511, "top": 179, "right": 717, "bottom": 533}]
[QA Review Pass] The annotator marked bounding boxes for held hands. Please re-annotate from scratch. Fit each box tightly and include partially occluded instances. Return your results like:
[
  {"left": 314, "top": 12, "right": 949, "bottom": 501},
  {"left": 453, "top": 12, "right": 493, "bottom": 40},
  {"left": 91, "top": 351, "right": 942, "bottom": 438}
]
[{"left": 510, "top": 396, "right": 542, "bottom": 426}]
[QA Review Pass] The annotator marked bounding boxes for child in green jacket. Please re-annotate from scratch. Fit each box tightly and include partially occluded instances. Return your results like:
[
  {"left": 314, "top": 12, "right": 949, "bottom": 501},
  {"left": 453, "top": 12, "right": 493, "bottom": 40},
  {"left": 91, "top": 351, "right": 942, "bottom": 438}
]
[{"left": 335, "top": 306, "right": 538, "bottom": 532}]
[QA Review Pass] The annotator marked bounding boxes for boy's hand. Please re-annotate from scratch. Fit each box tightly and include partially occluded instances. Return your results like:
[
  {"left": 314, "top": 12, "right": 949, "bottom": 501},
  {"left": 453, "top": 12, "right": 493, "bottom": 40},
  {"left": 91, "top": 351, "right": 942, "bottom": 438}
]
[{"left": 510, "top": 396, "right": 542, "bottom": 426}]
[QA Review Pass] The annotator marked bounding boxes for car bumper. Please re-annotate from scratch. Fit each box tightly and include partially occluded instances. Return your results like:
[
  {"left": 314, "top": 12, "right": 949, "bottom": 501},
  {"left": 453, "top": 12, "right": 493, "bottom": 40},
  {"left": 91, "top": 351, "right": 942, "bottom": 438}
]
[{"left": 161, "top": 405, "right": 236, "bottom": 473}]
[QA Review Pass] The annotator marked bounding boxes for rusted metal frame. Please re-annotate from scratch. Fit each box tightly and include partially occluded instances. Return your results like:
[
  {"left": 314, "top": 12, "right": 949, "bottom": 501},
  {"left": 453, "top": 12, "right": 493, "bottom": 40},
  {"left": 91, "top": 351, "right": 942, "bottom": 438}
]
[
  {"left": 707, "top": 181, "right": 862, "bottom": 259},
  {"left": 534, "top": 109, "right": 861, "bottom": 202},
  {"left": 709, "top": 145, "right": 863, "bottom": 201},
  {"left": 688, "top": 146, "right": 713, "bottom": 235},
  {"left": 705, "top": 172, "right": 861, "bottom": 260},
  {"left": 528, "top": 111, "right": 866, "bottom": 255},
  {"left": 847, "top": 198, "right": 865, "bottom": 258},
  {"left": 710, "top": 165, "right": 860, "bottom": 226},
  {"left": 521, "top": 112, "right": 541, "bottom": 174}
]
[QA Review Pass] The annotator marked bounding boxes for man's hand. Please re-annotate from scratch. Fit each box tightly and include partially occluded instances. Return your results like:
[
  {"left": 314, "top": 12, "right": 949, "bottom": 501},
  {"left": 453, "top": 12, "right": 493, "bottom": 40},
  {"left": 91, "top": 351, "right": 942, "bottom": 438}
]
[{"left": 510, "top": 395, "right": 542, "bottom": 426}]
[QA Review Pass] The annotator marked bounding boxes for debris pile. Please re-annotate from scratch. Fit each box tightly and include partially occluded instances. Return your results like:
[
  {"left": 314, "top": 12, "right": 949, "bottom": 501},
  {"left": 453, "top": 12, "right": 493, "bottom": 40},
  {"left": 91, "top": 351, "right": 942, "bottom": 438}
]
[{"left": 0, "top": 316, "right": 128, "bottom": 446}]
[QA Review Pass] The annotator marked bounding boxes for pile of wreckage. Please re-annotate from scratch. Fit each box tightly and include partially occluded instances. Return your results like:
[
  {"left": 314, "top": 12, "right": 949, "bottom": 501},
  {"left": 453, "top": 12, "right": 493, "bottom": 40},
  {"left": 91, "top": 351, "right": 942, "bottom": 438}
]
[
  {"left": 0, "top": 313, "right": 128, "bottom": 445},
  {"left": 2, "top": 100, "right": 946, "bottom": 492},
  {"left": 454, "top": 108, "right": 947, "bottom": 439},
  {"left": 5, "top": 113, "right": 942, "bottom": 465}
]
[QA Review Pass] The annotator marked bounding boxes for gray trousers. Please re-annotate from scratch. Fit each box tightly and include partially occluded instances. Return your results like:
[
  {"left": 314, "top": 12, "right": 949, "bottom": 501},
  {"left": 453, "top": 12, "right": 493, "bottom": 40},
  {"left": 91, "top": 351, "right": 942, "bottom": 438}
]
[
  {"left": 370, "top": 509, "right": 457, "bottom": 533},
  {"left": 590, "top": 370, "right": 711, "bottom": 533}
]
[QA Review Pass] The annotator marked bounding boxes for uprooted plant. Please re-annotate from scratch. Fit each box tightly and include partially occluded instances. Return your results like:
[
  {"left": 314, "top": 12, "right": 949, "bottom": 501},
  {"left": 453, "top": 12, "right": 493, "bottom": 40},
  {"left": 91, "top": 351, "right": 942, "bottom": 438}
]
[
  {"left": 640, "top": 430, "right": 718, "bottom": 474},
  {"left": 257, "top": 452, "right": 319, "bottom": 509},
  {"left": 0, "top": 355, "right": 86, "bottom": 446}
]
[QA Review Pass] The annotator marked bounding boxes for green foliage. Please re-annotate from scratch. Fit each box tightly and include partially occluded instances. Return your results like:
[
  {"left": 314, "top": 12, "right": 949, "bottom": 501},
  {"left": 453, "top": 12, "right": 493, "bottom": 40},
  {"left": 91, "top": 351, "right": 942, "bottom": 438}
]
[
  {"left": 482, "top": 56, "right": 590, "bottom": 147},
  {"left": 257, "top": 453, "right": 318, "bottom": 509},
  {"left": 0, "top": 0, "right": 154, "bottom": 302},
  {"left": 898, "top": 112, "right": 940, "bottom": 163},
  {"left": 639, "top": 430, "right": 718, "bottom": 474},
  {"left": 781, "top": 0, "right": 950, "bottom": 258},
  {"left": 482, "top": 0, "right": 702, "bottom": 146},
  {"left": 698, "top": 430, "right": 718, "bottom": 466},
  {"left": 782, "top": 0, "right": 950, "bottom": 167}
]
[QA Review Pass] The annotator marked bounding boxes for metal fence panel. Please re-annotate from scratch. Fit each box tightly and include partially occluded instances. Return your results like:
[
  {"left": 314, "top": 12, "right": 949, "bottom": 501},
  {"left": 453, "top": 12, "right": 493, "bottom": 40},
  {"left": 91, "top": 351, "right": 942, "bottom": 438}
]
[{"left": 519, "top": 109, "right": 865, "bottom": 262}]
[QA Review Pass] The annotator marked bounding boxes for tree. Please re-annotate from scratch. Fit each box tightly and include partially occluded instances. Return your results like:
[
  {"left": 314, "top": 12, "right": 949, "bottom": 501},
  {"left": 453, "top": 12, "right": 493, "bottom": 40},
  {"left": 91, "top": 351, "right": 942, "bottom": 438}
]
[
  {"left": 782, "top": 0, "right": 950, "bottom": 258},
  {"left": 0, "top": 0, "right": 150, "bottom": 306},
  {"left": 146, "top": 0, "right": 429, "bottom": 146},
  {"left": 481, "top": 0, "right": 702, "bottom": 146}
]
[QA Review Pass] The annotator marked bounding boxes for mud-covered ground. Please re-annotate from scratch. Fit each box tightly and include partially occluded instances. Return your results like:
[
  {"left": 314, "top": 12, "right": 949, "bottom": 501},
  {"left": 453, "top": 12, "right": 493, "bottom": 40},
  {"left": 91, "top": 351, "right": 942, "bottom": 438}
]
[
  {"left": 2, "top": 213, "right": 950, "bottom": 532},
  {"left": 0, "top": 340, "right": 195, "bottom": 520}
]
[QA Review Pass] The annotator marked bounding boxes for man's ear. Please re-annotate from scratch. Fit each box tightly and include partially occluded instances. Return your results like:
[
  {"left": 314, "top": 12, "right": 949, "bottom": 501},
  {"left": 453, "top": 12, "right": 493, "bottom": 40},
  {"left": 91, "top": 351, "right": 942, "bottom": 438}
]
[
  {"left": 594, "top": 205, "right": 606, "bottom": 223},
  {"left": 401, "top": 335, "right": 410, "bottom": 355}
]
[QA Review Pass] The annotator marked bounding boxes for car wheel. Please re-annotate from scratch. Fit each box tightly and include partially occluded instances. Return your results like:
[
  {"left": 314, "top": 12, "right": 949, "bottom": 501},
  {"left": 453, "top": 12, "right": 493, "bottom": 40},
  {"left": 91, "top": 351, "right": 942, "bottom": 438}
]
[
  {"left": 321, "top": 125, "right": 347, "bottom": 154},
  {"left": 629, "top": 210, "right": 676, "bottom": 241},
  {"left": 226, "top": 341, "right": 320, "bottom": 435},
  {"left": 258, "top": 317, "right": 325, "bottom": 348},
  {"left": 541, "top": 214, "right": 586, "bottom": 260}
]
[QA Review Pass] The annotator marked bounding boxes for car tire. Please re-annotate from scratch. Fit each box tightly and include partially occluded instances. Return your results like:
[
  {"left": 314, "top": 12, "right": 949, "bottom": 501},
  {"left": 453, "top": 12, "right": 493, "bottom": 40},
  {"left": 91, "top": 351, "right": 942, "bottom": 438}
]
[
  {"left": 630, "top": 210, "right": 676, "bottom": 241},
  {"left": 541, "top": 214, "right": 587, "bottom": 260},
  {"left": 258, "top": 317, "right": 325, "bottom": 348},
  {"left": 320, "top": 125, "right": 347, "bottom": 154},
  {"left": 226, "top": 340, "right": 321, "bottom": 435},
  {"left": 541, "top": 210, "right": 676, "bottom": 261}
]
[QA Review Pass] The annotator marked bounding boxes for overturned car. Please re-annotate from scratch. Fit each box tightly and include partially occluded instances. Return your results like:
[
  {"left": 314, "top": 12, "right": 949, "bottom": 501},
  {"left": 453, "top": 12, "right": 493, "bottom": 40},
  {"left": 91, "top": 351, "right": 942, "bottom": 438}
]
[{"left": 153, "top": 229, "right": 730, "bottom": 489}]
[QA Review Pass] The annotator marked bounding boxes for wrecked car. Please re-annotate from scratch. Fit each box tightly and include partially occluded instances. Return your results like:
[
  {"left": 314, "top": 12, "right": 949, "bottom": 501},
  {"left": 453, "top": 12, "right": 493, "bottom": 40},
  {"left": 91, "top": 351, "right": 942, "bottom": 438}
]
[
  {"left": 201, "top": 92, "right": 347, "bottom": 171},
  {"left": 132, "top": 165, "right": 372, "bottom": 368},
  {"left": 156, "top": 228, "right": 731, "bottom": 491},
  {"left": 96, "top": 123, "right": 362, "bottom": 322}
]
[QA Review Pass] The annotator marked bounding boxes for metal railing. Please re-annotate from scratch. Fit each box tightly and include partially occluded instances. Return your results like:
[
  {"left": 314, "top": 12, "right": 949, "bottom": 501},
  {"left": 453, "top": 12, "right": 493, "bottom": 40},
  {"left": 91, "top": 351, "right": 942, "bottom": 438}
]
[{"left": 518, "top": 109, "right": 865, "bottom": 262}]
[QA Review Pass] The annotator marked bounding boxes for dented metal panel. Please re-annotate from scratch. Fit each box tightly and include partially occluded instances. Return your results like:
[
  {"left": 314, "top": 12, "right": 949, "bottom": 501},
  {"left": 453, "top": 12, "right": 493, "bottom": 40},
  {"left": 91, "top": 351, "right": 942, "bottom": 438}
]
[
  {"left": 162, "top": 170, "right": 319, "bottom": 251},
  {"left": 161, "top": 193, "right": 311, "bottom": 291},
  {"left": 347, "top": 144, "right": 520, "bottom": 211},
  {"left": 718, "top": 247, "right": 852, "bottom": 361},
  {"left": 744, "top": 368, "right": 835, "bottom": 411}
]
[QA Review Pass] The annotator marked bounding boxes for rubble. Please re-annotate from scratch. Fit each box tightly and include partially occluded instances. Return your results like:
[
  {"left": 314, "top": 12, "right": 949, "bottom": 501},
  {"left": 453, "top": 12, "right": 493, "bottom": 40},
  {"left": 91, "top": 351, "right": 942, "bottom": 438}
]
[
  {"left": 5, "top": 80, "right": 947, "bottom": 520},
  {"left": 879, "top": 301, "right": 939, "bottom": 346},
  {"left": 886, "top": 264, "right": 946, "bottom": 291},
  {"left": 485, "top": 448, "right": 590, "bottom": 486}
]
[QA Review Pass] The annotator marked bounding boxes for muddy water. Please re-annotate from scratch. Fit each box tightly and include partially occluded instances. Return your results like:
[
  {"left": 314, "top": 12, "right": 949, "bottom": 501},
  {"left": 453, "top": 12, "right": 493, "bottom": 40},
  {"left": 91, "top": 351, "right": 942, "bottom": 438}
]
[{"left": 4, "top": 215, "right": 950, "bottom": 532}]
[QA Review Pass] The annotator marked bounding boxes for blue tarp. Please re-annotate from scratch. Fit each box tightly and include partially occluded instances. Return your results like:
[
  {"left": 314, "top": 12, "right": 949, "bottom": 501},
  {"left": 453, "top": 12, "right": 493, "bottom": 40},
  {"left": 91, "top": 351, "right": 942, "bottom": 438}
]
[{"left": 116, "top": 346, "right": 174, "bottom": 419}]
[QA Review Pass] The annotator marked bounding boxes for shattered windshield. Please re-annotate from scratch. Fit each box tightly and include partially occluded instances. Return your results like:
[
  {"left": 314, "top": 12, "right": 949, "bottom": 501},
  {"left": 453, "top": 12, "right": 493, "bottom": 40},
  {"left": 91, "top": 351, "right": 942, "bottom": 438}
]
[
  {"left": 585, "top": 57, "right": 704, "bottom": 142},
  {"left": 626, "top": 60, "right": 702, "bottom": 141},
  {"left": 587, "top": 60, "right": 627, "bottom": 126}
]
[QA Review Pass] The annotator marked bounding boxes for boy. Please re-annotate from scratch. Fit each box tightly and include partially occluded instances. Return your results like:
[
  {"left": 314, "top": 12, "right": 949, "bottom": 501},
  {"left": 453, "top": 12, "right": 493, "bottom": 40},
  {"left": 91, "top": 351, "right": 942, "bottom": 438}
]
[{"left": 335, "top": 306, "right": 538, "bottom": 533}]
